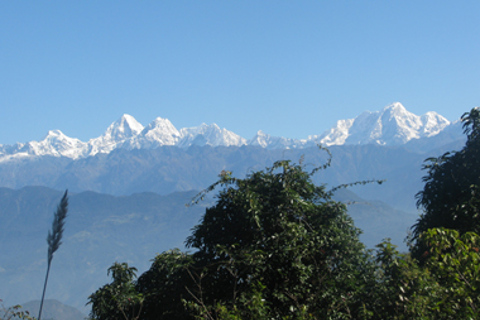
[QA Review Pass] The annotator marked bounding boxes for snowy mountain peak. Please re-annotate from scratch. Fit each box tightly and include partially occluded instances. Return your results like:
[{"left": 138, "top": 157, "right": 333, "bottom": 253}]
[
  {"left": 383, "top": 102, "right": 407, "bottom": 114},
  {"left": 20, "top": 130, "right": 87, "bottom": 158},
  {"left": 44, "top": 129, "right": 81, "bottom": 144},
  {"left": 420, "top": 112, "right": 451, "bottom": 136},
  {"left": 85, "top": 115, "right": 145, "bottom": 156},
  {"left": 0, "top": 103, "right": 459, "bottom": 162},
  {"left": 105, "top": 114, "right": 144, "bottom": 141},
  {"left": 46, "top": 129, "right": 63, "bottom": 137},
  {"left": 256, "top": 130, "right": 266, "bottom": 136},
  {"left": 121, "top": 117, "right": 181, "bottom": 149},
  {"left": 178, "top": 123, "right": 246, "bottom": 148},
  {"left": 315, "top": 102, "right": 451, "bottom": 146},
  {"left": 142, "top": 117, "right": 180, "bottom": 139},
  {"left": 248, "top": 130, "right": 270, "bottom": 148},
  {"left": 143, "top": 117, "right": 179, "bottom": 134},
  {"left": 311, "top": 119, "right": 354, "bottom": 146},
  {"left": 248, "top": 130, "right": 306, "bottom": 149}
]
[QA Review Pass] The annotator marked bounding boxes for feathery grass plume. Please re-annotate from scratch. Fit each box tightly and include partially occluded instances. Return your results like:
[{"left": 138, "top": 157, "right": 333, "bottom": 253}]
[{"left": 38, "top": 190, "right": 68, "bottom": 320}]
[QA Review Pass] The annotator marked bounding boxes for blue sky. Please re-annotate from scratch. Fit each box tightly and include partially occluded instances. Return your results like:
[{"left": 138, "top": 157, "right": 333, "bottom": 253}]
[{"left": 1, "top": 1, "right": 479, "bottom": 145}]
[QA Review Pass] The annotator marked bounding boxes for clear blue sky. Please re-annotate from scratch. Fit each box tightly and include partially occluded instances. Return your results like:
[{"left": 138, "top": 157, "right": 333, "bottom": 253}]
[{"left": 1, "top": 1, "right": 479, "bottom": 145}]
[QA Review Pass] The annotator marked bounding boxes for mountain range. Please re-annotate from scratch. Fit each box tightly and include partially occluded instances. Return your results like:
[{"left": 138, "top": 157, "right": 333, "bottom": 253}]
[
  {"left": 0, "top": 102, "right": 469, "bottom": 316},
  {"left": 0, "top": 102, "right": 462, "bottom": 161},
  {"left": 0, "top": 102, "right": 466, "bottom": 212}
]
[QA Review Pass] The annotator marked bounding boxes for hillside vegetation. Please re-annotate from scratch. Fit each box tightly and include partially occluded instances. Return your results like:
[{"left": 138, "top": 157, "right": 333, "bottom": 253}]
[{"left": 86, "top": 109, "right": 480, "bottom": 320}]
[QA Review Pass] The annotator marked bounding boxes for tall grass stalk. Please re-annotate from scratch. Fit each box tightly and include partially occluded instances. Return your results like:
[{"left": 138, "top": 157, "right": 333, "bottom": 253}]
[{"left": 38, "top": 190, "right": 68, "bottom": 320}]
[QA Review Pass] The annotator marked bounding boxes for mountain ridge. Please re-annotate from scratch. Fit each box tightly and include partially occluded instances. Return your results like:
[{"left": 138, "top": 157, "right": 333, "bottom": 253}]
[
  {"left": 311, "top": 102, "right": 452, "bottom": 146},
  {"left": 0, "top": 103, "right": 460, "bottom": 161}
]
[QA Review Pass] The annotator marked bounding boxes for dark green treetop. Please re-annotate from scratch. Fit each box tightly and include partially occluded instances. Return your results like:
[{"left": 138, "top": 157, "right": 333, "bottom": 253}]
[
  {"left": 88, "top": 262, "right": 143, "bottom": 320},
  {"left": 185, "top": 157, "right": 376, "bottom": 319},
  {"left": 413, "top": 107, "right": 480, "bottom": 240}
]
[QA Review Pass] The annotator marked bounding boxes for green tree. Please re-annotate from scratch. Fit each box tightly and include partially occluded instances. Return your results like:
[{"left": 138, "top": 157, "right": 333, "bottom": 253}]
[
  {"left": 135, "top": 249, "right": 193, "bottom": 320},
  {"left": 88, "top": 151, "right": 384, "bottom": 319},
  {"left": 184, "top": 158, "right": 377, "bottom": 319},
  {"left": 367, "top": 240, "right": 442, "bottom": 320},
  {"left": 419, "top": 228, "right": 480, "bottom": 318},
  {"left": 88, "top": 262, "right": 144, "bottom": 320},
  {"left": 413, "top": 107, "right": 480, "bottom": 241}
]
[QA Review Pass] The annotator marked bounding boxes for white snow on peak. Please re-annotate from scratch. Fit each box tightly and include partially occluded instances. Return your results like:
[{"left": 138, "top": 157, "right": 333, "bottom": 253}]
[
  {"left": 248, "top": 130, "right": 269, "bottom": 148},
  {"left": 0, "top": 104, "right": 457, "bottom": 161},
  {"left": 87, "top": 114, "right": 145, "bottom": 155},
  {"left": 105, "top": 114, "right": 144, "bottom": 141},
  {"left": 122, "top": 117, "right": 181, "bottom": 149},
  {"left": 178, "top": 123, "right": 247, "bottom": 148},
  {"left": 420, "top": 112, "right": 451, "bottom": 136},
  {"left": 313, "top": 102, "right": 451, "bottom": 146},
  {"left": 311, "top": 119, "right": 354, "bottom": 146},
  {"left": 248, "top": 130, "right": 306, "bottom": 149},
  {"left": 18, "top": 130, "right": 87, "bottom": 159}
]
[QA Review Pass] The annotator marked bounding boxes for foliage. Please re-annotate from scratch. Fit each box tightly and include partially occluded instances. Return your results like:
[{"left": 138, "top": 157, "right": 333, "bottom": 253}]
[
  {"left": 366, "top": 229, "right": 480, "bottom": 320},
  {"left": 88, "top": 262, "right": 144, "bottom": 320},
  {"left": 366, "top": 240, "right": 442, "bottom": 320},
  {"left": 413, "top": 108, "right": 480, "bottom": 241},
  {"left": 39, "top": 190, "right": 68, "bottom": 320},
  {"left": 135, "top": 249, "right": 193, "bottom": 320},
  {"left": 0, "top": 300, "right": 36, "bottom": 320},
  {"left": 184, "top": 158, "right": 377, "bottom": 319},
  {"left": 419, "top": 228, "right": 480, "bottom": 318}
]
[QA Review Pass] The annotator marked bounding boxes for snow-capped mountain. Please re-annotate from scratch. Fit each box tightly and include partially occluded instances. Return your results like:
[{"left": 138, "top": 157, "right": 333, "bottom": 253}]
[
  {"left": 312, "top": 102, "right": 452, "bottom": 146},
  {"left": 178, "top": 123, "right": 247, "bottom": 148},
  {"left": 0, "top": 114, "right": 250, "bottom": 161},
  {"left": 0, "top": 130, "right": 87, "bottom": 160},
  {"left": 0, "top": 103, "right": 460, "bottom": 162},
  {"left": 88, "top": 114, "right": 144, "bottom": 155},
  {"left": 248, "top": 130, "right": 307, "bottom": 149},
  {"left": 122, "top": 117, "right": 181, "bottom": 150}
]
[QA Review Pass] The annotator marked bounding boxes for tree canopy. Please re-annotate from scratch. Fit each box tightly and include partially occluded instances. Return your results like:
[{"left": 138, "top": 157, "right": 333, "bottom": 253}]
[
  {"left": 88, "top": 262, "right": 143, "bottom": 320},
  {"left": 88, "top": 155, "right": 379, "bottom": 320},
  {"left": 413, "top": 107, "right": 480, "bottom": 239},
  {"left": 182, "top": 159, "right": 375, "bottom": 319}
]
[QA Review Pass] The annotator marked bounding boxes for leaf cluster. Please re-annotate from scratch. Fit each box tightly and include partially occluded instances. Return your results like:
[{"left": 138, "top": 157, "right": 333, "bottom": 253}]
[
  {"left": 0, "top": 300, "right": 36, "bottom": 320},
  {"left": 88, "top": 263, "right": 144, "bottom": 320},
  {"left": 182, "top": 158, "right": 376, "bottom": 319},
  {"left": 413, "top": 108, "right": 480, "bottom": 242}
]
